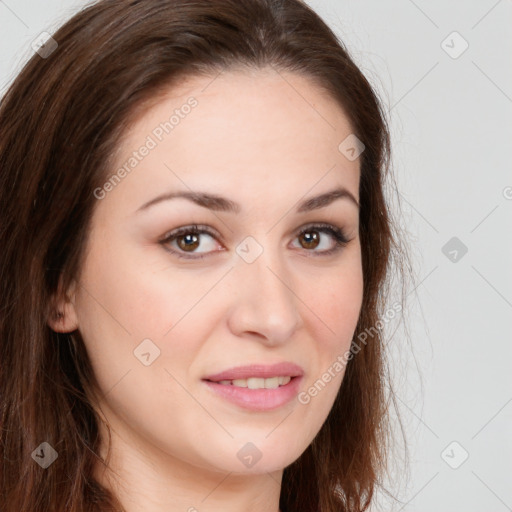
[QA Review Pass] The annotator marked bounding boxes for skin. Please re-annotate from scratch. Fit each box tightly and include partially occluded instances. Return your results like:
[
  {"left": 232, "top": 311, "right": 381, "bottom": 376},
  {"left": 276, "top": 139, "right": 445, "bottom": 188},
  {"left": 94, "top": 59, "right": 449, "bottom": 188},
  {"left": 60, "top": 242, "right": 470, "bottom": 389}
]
[{"left": 49, "top": 67, "right": 364, "bottom": 512}]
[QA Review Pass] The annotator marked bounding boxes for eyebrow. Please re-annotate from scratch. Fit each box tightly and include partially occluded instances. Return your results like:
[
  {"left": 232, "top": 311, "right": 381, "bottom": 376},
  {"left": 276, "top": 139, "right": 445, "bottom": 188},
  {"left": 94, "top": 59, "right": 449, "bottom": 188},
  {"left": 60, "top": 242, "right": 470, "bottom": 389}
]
[{"left": 136, "top": 186, "right": 360, "bottom": 214}]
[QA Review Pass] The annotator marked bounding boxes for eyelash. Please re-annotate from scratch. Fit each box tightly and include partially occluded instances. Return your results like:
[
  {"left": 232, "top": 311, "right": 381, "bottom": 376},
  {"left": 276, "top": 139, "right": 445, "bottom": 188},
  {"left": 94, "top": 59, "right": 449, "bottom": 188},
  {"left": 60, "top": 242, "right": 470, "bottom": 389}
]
[{"left": 159, "top": 223, "right": 351, "bottom": 260}]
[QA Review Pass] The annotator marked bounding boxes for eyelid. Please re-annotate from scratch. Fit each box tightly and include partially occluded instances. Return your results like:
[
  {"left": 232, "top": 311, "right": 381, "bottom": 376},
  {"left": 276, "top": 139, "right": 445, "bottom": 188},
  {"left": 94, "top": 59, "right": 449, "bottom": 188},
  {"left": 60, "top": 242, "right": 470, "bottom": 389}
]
[
  {"left": 159, "top": 224, "right": 221, "bottom": 259},
  {"left": 159, "top": 222, "right": 351, "bottom": 260},
  {"left": 290, "top": 222, "right": 351, "bottom": 258}
]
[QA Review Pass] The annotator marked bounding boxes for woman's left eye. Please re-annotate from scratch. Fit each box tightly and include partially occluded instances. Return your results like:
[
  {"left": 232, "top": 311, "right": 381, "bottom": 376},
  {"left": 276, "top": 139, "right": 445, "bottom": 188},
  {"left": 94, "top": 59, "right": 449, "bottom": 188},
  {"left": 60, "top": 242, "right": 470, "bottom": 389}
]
[
  {"left": 291, "top": 223, "right": 350, "bottom": 256},
  {"left": 159, "top": 223, "right": 350, "bottom": 260}
]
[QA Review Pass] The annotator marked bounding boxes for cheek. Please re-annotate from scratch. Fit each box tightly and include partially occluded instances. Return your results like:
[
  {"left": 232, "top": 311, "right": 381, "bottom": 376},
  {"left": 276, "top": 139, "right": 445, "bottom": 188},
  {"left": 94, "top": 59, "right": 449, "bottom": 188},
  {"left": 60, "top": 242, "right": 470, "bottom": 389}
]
[
  {"left": 72, "top": 237, "right": 198, "bottom": 388},
  {"left": 297, "top": 257, "right": 363, "bottom": 410},
  {"left": 308, "top": 257, "right": 364, "bottom": 348}
]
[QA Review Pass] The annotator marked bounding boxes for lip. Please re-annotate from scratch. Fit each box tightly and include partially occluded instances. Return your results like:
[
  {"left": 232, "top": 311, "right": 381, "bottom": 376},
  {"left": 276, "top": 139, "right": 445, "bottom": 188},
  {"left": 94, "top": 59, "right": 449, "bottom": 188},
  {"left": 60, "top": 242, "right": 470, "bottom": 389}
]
[
  {"left": 202, "top": 362, "right": 304, "bottom": 411},
  {"left": 203, "top": 362, "right": 304, "bottom": 382},
  {"left": 202, "top": 375, "right": 303, "bottom": 411}
]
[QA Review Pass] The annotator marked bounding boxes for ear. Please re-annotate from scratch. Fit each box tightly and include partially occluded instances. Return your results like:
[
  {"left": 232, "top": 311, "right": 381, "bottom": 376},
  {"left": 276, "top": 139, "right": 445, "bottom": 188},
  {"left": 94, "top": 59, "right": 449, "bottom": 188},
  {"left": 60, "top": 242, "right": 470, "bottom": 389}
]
[{"left": 47, "top": 276, "right": 79, "bottom": 333}]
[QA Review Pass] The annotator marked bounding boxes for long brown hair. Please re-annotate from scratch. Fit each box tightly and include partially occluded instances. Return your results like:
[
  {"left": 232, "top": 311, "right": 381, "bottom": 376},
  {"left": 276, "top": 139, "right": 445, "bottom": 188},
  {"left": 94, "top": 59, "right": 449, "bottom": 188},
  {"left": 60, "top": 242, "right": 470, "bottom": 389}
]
[{"left": 0, "top": 0, "right": 410, "bottom": 510}]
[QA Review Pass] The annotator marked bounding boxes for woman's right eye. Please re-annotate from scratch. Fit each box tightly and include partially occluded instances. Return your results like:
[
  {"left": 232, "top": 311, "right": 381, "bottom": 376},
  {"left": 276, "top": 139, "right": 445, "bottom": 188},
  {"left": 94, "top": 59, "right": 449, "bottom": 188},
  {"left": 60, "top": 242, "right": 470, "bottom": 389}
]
[{"left": 159, "top": 224, "right": 221, "bottom": 259}]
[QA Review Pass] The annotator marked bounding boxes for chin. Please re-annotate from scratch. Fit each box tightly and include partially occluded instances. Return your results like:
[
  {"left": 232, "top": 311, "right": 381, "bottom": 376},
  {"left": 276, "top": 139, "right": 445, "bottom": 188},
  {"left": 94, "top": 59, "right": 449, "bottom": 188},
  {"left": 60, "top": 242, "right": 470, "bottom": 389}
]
[{"left": 207, "top": 440, "right": 307, "bottom": 475}]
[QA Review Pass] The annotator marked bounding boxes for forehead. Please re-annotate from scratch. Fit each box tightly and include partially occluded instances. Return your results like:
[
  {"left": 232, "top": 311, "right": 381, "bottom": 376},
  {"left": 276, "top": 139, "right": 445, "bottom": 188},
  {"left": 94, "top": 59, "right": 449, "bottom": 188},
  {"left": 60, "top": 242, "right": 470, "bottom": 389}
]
[{"left": 105, "top": 67, "right": 360, "bottom": 212}]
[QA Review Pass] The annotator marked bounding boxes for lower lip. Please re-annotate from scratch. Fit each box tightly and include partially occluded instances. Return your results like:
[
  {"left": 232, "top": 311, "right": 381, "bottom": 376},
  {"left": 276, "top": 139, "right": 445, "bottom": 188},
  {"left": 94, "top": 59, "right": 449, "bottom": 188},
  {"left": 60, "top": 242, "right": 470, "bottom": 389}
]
[{"left": 202, "top": 376, "right": 303, "bottom": 411}]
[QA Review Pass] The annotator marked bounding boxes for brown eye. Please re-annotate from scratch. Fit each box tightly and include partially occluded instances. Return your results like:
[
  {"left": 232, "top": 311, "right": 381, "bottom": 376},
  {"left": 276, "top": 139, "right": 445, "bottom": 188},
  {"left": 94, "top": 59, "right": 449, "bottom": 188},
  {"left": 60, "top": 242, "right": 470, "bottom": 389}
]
[
  {"left": 176, "top": 233, "right": 200, "bottom": 252},
  {"left": 160, "top": 224, "right": 220, "bottom": 259},
  {"left": 292, "top": 223, "right": 350, "bottom": 257},
  {"left": 298, "top": 230, "right": 320, "bottom": 250}
]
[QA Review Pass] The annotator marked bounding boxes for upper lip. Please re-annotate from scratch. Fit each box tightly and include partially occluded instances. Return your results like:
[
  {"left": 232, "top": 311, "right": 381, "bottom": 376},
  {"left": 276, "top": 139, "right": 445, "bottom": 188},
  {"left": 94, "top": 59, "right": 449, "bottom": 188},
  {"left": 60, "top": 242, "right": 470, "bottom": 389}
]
[{"left": 203, "top": 362, "right": 304, "bottom": 382}]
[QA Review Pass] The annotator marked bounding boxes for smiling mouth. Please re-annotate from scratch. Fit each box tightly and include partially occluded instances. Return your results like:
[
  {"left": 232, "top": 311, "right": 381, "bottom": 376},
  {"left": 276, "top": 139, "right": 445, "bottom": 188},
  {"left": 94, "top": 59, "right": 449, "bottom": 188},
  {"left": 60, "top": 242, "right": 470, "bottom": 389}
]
[
  {"left": 204, "top": 376, "right": 293, "bottom": 389},
  {"left": 202, "top": 374, "right": 302, "bottom": 411}
]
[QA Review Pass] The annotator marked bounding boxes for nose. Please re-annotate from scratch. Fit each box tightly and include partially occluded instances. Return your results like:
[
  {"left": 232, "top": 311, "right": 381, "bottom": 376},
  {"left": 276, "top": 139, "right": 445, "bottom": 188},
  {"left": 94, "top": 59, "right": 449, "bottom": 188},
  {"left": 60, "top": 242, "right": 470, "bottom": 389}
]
[{"left": 227, "top": 243, "right": 303, "bottom": 346}]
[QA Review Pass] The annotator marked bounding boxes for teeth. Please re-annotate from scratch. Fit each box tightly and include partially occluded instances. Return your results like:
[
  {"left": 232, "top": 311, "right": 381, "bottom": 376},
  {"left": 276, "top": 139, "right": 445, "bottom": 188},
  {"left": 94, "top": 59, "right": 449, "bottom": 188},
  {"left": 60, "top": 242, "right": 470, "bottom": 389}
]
[
  {"left": 263, "top": 376, "right": 279, "bottom": 389},
  {"left": 215, "top": 376, "right": 292, "bottom": 389},
  {"left": 247, "top": 377, "right": 265, "bottom": 389}
]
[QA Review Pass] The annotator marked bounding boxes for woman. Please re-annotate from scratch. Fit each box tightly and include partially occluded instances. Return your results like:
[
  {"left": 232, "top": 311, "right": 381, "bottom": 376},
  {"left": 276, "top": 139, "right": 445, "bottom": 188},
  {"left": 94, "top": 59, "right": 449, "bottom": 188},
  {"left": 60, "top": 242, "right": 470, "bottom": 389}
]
[{"left": 0, "top": 0, "right": 409, "bottom": 510}]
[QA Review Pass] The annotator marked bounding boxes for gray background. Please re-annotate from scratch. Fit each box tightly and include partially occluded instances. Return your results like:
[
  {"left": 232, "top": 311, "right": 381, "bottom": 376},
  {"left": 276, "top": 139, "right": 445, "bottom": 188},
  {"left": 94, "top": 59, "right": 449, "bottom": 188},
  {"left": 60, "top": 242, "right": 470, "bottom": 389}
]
[{"left": 1, "top": 1, "right": 511, "bottom": 510}]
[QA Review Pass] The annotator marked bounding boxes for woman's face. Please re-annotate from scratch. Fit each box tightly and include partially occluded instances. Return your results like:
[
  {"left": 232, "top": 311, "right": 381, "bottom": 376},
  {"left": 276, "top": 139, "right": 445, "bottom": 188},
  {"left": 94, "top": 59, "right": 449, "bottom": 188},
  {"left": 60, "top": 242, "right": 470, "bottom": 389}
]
[{"left": 56, "top": 68, "right": 363, "bottom": 477}]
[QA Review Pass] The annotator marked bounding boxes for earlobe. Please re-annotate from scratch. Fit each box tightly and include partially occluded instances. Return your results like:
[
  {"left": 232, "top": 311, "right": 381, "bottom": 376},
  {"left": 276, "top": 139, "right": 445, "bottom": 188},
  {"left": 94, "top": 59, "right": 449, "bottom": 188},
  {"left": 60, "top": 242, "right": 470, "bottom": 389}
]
[
  {"left": 48, "top": 304, "right": 78, "bottom": 333},
  {"left": 47, "top": 279, "right": 79, "bottom": 333}
]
